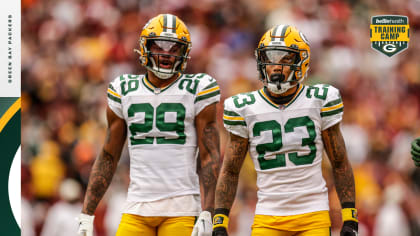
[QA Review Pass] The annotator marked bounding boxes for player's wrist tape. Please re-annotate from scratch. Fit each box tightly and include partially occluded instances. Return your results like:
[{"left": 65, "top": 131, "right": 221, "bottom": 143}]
[
  {"left": 213, "top": 208, "right": 230, "bottom": 230},
  {"left": 342, "top": 208, "right": 358, "bottom": 223},
  {"left": 79, "top": 213, "right": 95, "bottom": 222}
]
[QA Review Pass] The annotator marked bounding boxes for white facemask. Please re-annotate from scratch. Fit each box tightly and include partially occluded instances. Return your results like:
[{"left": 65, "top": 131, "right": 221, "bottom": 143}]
[
  {"left": 266, "top": 81, "right": 297, "bottom": 94},
  {"left": 265, "top": 69, "right": 297, "bottom": 94},
  {"left": 149, "top": 57, "right": 182, "bottom": 80}
]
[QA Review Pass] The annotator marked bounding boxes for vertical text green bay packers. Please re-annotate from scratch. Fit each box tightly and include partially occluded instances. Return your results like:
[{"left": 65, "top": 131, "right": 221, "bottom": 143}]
[{"left": 213, "top": 25, "right": 358, "bottom": 236}]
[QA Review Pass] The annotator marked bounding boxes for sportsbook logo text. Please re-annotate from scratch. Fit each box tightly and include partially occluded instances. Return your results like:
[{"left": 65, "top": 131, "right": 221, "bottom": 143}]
[{"left": 370, "top": 15, "right": 410, "bottom": 57}]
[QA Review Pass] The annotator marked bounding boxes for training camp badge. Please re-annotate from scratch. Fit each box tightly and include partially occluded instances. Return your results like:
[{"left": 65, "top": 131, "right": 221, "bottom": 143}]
[{"left": 370, "top": 15, "right": 410, "bottom": 57}]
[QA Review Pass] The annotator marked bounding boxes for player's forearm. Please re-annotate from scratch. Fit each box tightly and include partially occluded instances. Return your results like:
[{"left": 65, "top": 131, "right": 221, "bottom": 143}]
[
  {"left": 199, "top": 159, "right": 218, "bottom": 214},
  {"left": 332, "top": 160, "right": 356, "bottom": 204},
  {"left": 322, "top": 124, "right": 355, "bottom": 205},
  {"left": 198, "top": 121, "right": 221, "bottom": 214},
  {"left": 214, "top": 133, "right": 248, "bottom": 211},
  {"left": 82, "top": 148, "right": 119, "bottom": 215},
  {"left": 214, "top": 167, "right": 240, "bottom": 210}
]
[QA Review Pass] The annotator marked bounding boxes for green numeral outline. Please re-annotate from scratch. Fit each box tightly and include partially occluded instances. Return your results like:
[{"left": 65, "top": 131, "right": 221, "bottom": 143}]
[
  {"left": 128, "top": 103, "right": 154, "bottom": 145},
  {"left": 253, "top": 120, "right": 286, "bottom": 170},
  {"left": 121, "top": 80, "right": 139, "bottom": 95},
  {"left": 179, "top": 79, "right": 199, "bottom": 94},
  {"left": 156, "top": 103, "right": 186, "bottom": 144},
  {"left": 253, "top": 116, "right": 317, "bottom": 169},
  {"left": 306, "top": 86, "right": 329, "bottom": 100},
  {"left": 128, "top": 103, "right": 186, "bottom": 145},
  {"left": 284, "top": 116, "right": 317, "bottom": 165},
  {"left": 233, "top": 93, "right": 256, "bottom": 108}
]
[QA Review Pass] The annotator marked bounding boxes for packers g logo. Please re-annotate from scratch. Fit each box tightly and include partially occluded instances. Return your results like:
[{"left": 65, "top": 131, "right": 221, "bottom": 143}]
[
  {"left": 370, "top": 15, "right": 410, "bottom": 57},
  {"left": 382, "top": 44, "right": 397, "bottom": 53}
]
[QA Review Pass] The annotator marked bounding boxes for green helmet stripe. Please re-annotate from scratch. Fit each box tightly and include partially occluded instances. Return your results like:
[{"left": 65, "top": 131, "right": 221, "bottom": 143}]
[
  {"left": 271, "top": 25, "right": 288, "bottom": 41},
  {"left": 271, "top": 26, "right": 279, "bottom": 41},
  {"left": 163, "top": 14, "right": 168, "bottom": 32},
  {"left": 163, "top": 14, "right": 176, "bottom": 33},
  {"left": 280, "top": 25, "right": 289, "bottom": 41},
  {"left": 172, "top": 15, "right": 176, "bottom": 33}
]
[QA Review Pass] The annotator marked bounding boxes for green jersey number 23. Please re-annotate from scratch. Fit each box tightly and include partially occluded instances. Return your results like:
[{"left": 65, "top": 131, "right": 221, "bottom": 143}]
[{"left": 253, "top": 116, "right": 316, "bottom": 170}]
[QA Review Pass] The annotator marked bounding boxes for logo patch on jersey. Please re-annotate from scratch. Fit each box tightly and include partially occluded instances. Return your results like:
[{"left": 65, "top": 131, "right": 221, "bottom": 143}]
[{"left": 370, "top": 15, "right": 409, "bottom": 57}]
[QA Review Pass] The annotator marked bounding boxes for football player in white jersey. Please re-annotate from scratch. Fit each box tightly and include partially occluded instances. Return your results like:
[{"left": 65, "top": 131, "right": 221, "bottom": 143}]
[
  {"left": 77, "top": 14, "right": 220, "bottom": 236},
  {"left": 212, "top": 25, "right": 358, "bottom": 236}
]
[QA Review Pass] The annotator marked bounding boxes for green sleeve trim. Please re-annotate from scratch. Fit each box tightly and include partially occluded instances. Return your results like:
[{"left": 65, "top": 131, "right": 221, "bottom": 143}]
[
  {"left": 203, "top": 81, "right": 218, "bottom": 90},
  {"left": 223, "top": 110, "right": 241, "bottom": 117},
  {"left": 323, "top": 98, "right": 342, "bottom": 107},
  {"left": 108, "top": 84, "right": 117, "bottom": 92},
  {"left": 223, "top": 119, "right": 246, "bottom": 126},
  {"left": 321, "top": 107, "right": 343, "bottom": 117},
  {"left": 194, "top": 90, "right": 220, "bottom": 103},
  {"left": 107, "top": 93, "right": 121, "bottom": 103}
]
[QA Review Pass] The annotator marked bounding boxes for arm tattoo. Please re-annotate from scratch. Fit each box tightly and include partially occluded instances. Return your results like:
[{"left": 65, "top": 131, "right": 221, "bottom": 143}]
[
  {"left": 215, "top": 134, "right": 248, "bottom": 210},
  {"left": 82, "top": 130, "right": 119, "bottom": 214},
  {"left": 199, "top": 122, "right": 220, "bottom": 213},
  {"left": 322, "top": 124, "right": 355, "bottom": 205}
]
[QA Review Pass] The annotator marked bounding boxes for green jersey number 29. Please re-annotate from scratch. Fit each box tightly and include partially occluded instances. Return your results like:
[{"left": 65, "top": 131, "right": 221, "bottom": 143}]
[{"left": 128, "top": 102, "right": 186, "bottom": 145}]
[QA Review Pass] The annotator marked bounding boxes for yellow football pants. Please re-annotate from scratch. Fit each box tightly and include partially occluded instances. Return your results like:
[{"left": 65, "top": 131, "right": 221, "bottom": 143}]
[
  {"left": 251, "top": 211, "right": 331, "bottom": 236},
  {"left": 116, "top": 213, "right": 195, "bottom": 236}
]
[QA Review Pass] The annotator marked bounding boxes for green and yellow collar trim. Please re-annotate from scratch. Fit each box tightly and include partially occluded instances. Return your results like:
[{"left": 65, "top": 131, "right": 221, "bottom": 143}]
[
  {"left": 258, "top": 84, "right": 304, "bottom": 109},
  {"left": 142, "top": 74, "right": 182, "bottom": 94}
]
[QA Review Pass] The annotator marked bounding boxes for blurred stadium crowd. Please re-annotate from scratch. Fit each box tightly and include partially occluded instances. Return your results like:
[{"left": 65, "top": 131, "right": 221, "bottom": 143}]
[{"left": 21, "top": 0, "right": 420, "bottom": 235}]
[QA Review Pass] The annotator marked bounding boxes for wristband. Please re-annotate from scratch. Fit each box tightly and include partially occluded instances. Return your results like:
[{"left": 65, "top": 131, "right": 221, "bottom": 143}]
[
  {"left": 342, "top": 208, "right": 358, "bottom": 222},
  {"left": 213, "top": 214, "right": 229, "bottom": 230}
]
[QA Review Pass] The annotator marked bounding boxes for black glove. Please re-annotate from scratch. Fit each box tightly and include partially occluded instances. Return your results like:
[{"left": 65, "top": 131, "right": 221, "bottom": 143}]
[
  {"left": 212, "top": 227, "right": 228, "bottom": 236},
  {"left": 340, "top": 220, "right": 358, "bottom": 236},
  {"left": 411, "top": 137, "right": 420, "bottom": 167}
]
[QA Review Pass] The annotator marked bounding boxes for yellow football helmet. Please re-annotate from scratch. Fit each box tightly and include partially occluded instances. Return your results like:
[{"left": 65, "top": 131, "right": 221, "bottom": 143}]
[
  {"left": 255, "top": 25, "right": 310, "bottom": 94},
  {"left": 136, "top": 14, "right": 192, "bottom": 79}
]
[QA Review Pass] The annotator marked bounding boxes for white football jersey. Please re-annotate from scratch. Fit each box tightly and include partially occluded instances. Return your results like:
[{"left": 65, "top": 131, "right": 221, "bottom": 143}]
[
  {"left": 107, "top": 73, "right": 220, "bottom": 204},
  {"left": 223, "top": 84, "right": 343, "bottom": 216}
]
